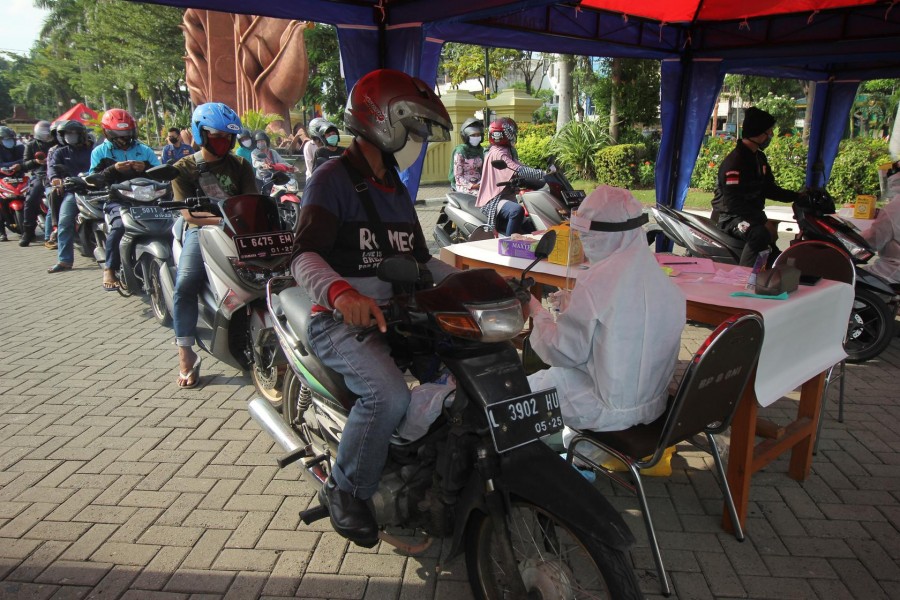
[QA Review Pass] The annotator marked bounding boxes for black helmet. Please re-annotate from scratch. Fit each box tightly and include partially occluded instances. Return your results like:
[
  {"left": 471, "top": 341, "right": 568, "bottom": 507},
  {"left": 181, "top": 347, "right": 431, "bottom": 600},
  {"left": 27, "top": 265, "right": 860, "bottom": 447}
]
[
  {"left": 459, "top": 117, "right": 483, "bottom": 143},
  {"left": 254, "top": 130, "right": 270, "bottom": 145},
  {"left": 344, "top": 68, "right": 451, "bottom": 154},
  {"left": 61, "top": 120, "right": 88, "bottom": 146},
  {"left": 54, "top": 120, "right": 70, "bottom": 145},
  {"left": 34, "top": 120, "right": 53, "bottom": 143},
  {"left": 238, "top": 128, "right": 252, "bottom": 141},
  {"left": 0, "top": 126, "right": 15, "bottom": 141}
]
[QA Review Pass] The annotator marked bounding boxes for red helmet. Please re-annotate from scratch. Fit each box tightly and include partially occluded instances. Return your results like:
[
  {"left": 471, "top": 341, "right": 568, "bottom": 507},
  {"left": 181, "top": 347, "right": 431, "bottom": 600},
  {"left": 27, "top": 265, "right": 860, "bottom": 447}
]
[
  {"left": 101, "top": 108, "right": 137, "bottom": 149},
  {"left": 488, "top": 117, "right": 517, "bottom": 146}
]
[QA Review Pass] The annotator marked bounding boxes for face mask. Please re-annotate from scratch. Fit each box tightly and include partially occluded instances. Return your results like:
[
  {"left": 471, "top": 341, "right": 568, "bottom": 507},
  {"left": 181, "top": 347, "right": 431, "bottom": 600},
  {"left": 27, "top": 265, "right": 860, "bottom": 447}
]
[
  {"left": 64, "top": 133, "right": 81, "bottom": 146},
  {"left": 205, "top": 136, "right": 233, "bottom": 158},
  {"left": 326, "top": 135, "right": 340, "bottom": 146},
  {"left": 2, "top": 139, "right": 14, "bottom": 149},
  {"left": 240, "top": 139, "right": 252, "bottom": 148},
  {"left": 256, "top": 141, "right": 268, "bottom": 151},
  {"left": 758, "top": 134, "right": 772, "bottom": 150},
  {"left": 112, "top": 136, "right": 134, "bottom": 150},
  {"left": 168, "top": 136, "right": 179, "bottom": 144},
  {"left": 468, "top": 136, "right": 482, "bottom": 147},
  {"left": 393, "top": 138, "right": 424, "bottom": 172}
]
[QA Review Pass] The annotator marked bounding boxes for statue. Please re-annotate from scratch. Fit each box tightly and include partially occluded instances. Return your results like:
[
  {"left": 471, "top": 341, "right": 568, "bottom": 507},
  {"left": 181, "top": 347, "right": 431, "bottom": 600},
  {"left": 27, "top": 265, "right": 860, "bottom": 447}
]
[{"left": 182, "top": 9, "right": 310, "bottom": 131}]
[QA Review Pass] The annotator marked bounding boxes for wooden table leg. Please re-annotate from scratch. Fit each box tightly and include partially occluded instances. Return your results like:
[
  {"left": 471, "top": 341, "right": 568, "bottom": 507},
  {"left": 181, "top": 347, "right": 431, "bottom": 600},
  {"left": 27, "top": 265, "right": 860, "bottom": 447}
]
[
  {"left": 723, "top": 383, "right": 758, "bottom": 533},
  {"left": 789, "top": 371, "right": 827, "bottom": 481}
]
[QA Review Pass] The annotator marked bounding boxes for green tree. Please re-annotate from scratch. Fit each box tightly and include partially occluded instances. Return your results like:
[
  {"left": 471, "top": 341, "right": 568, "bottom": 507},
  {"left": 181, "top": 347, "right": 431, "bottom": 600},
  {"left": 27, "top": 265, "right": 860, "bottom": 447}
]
[
  {"left": 439, "top": 43, "right": 521, "bottom": 98},
  {"left": 755, "top": 93, "right": 798, "bottom": 133},
  {"left": 300, "top": 24, "right": 347, "bottom": 126},
  {"left": 579, "top": 58, "right": 660, "bottom": 142}
]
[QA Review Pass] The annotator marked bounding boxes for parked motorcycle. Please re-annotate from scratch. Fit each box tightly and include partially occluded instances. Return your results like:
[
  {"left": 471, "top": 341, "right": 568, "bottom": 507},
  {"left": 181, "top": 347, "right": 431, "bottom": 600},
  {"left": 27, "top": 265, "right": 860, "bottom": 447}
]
[
  {"left": 249, "top": 232, "right": 643, "bottom": 599},
  {"left": 652, "top": 193, "right": 899, "bottom": 362},
  {"left": 0, "top": 167, "right": 29, "bottom": 236},
  {"left": 433, "top": 159, "right": 585, "bottom": 247},
  {"left": 155, "top": 177, "right": 294, "bottom": 406}
]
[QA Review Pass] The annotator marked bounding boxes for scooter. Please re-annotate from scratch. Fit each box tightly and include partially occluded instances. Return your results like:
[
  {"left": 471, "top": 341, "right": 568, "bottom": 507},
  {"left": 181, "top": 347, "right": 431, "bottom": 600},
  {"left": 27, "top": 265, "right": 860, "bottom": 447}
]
[
  {"left": 0, "top": 167, "right": 29, "bottom": 236},
  {"left": 155, "top": 178, "right": 294, "bottom": 407},
  {"left": 433, "top": 159, "right": 585, "bottom": 247},
  {"left": 652, "top": 193, "right": 899, "bottom": 362},
  {"left": 250, "top": 231, "right": 642, "bottom": 599},
  {"left": 71, "top": 175, "right": 109, "bottom": 259},
  {"left": 268, "top": 163, "right": 300, "bottom": 231}
]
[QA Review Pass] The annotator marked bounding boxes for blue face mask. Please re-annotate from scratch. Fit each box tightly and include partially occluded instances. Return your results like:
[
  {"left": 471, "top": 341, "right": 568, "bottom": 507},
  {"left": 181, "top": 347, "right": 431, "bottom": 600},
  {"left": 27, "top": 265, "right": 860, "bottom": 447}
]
[
  {"left": 1, "top": 139, "right": 14, "bottom": 149},
  {"left": 326, "top": 135, "right": 339, "bottom": 146}
]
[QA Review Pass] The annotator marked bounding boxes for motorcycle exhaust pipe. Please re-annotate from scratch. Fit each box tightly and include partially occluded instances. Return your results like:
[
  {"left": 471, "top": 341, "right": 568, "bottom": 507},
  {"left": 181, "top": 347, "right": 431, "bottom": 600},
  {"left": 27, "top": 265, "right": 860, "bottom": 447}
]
[{"left": 248, "top": 397, "right": 304, "bottom": 454}]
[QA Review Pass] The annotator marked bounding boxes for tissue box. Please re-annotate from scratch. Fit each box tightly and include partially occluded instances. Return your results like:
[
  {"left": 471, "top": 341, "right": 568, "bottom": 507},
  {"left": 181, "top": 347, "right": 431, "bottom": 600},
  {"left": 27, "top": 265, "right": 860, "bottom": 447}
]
[
  {"left": 546, "top": 223, "right": 585, "bottom": 266},
  {"left": 498, "top": 236, "right": 538, "bottom": 260},
  {"left": 853, "top": 195, "right": 877, "bottom": 219}
]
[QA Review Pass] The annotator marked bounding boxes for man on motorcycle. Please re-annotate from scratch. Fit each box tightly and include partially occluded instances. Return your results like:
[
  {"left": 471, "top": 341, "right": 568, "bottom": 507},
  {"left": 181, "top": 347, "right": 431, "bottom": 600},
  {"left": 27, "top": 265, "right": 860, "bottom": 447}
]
[
  {"left": 235, "top": 128, "right": 254, "bottom": 163},
  {"left": 46, "top": 121, "right": 92, "bottom": 273},
  {"left": 161, "top": 127, "right": 193, "bottom": 164},
  {"left": 448, "top": 117, "right": 484, "bottom": 194},
  {"left": 251, "top": 131, "right": 287, "bottom": 194},
  {"left": 526, "top": 186, "right": 686, "bottom": 453},
  {"left": 712, "top": 107, "right": 799, "bottom": 267},
  {"left": 170, "top": 102, "right": 257, "bottom": 389},
  {"left": 90, "top": 109, "right": 161, "bottom": 291},
  {"left": 476, "top": 117, "right": 548, "bottom": 236},
  {"left": 0, "top": 126, "right": 25, "bottom": 241},
  {"left": 292, "top": 68, "right": 455, "bottom": 547},
  {"left": 303, "top": 117, "right": 326, "bottom": 182},
  {"left": 312, "top": 121, "right": 344, "bottom": 172},
  {"left": 19, "top": 121, "right": 57, "bottom": 247}
]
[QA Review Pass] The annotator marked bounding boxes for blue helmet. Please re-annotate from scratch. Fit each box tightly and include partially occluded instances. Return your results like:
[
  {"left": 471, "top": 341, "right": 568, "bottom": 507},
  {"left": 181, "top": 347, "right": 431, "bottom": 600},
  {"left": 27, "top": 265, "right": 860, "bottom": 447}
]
[{"left": 191, "top": 103, "right": 242, "bottom": 147}]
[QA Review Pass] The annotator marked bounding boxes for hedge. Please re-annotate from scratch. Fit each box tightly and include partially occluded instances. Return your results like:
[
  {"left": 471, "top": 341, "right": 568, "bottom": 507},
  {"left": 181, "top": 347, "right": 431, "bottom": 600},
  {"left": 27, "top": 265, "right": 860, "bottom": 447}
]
[{"left": 593, "top": 143, "right": 648, "bottom": 188}]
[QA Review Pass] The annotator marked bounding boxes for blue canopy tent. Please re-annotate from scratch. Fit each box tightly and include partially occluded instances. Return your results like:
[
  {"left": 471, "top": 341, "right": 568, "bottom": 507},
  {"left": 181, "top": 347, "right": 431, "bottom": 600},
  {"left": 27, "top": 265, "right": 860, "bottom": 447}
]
[{"left": 130, "top": 0, "right": 900, "bottom": 207}]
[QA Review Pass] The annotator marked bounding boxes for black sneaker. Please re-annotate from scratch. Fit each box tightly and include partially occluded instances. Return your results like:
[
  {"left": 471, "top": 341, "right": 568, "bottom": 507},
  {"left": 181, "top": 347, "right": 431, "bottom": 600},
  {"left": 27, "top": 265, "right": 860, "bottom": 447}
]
[
  {"left": 18, "top": 229, "right": 35, "bottom": 247},
  {"left": 318, "top": 477, "right": 378, "bottom": 548}
]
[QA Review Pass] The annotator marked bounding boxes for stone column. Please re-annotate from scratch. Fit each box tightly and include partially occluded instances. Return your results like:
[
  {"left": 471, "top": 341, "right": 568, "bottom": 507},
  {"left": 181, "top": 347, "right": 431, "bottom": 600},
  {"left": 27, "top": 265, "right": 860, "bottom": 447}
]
[
  {"left": 488, "top": 88, "right": 543, "bottom": 125},
  {"left": 420, "top": 89, "right": 483, "bottom": 184}
]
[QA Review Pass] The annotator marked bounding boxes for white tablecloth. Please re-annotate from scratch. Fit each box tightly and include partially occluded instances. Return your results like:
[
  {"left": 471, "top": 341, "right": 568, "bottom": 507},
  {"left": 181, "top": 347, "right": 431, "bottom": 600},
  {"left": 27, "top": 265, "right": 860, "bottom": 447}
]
[{"left": 440, "top": 239, "right": 855, "bottom": 407}]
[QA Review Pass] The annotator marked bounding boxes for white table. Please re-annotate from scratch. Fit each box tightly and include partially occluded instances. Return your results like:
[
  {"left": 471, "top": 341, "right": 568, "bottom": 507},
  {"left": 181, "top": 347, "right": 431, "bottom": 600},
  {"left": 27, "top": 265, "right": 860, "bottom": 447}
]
[{"left": 440, "top": 239, "right": 855, "bottom": 530}]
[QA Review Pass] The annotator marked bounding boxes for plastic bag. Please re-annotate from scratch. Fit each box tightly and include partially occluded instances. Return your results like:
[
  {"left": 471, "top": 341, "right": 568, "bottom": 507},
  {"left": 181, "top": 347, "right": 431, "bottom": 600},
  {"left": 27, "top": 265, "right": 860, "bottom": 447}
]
[{"left": 395, "top": 377, "right": 456, "bottom": 442}]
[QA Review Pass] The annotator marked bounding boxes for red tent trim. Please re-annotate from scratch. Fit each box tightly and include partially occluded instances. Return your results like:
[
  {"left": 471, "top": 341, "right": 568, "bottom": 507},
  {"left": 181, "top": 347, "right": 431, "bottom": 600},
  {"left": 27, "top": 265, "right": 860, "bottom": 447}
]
[
  {"left": 580, "top": 0, "right": 879, "bottom": 24},
  {"left": 55, "top": 103, "right": 99, "bottom": 124}
]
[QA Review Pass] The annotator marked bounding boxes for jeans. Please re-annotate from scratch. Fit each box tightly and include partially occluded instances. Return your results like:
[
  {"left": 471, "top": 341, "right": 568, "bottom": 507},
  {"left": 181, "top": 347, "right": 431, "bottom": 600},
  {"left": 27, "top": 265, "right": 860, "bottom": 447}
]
[
  {"left": 24, "top": 179, "right": 45, "bottom": 229},
  {"left": 173, "top": 227, "right": 206, "bottom": 347},
  {"left": 496, "top": 200, "right": 526, "bottom": 236},
  {"left": 307, "top": 314, "right": 411, "bottom": 500},
  {"left": 57, "top": 194, "right": 78, "bottom": 265},
  {"left": 104, "top": 204, "right": 125, "bottom": 270},
  {"left": 44, "top": 211, "right": 53, "bottom": 241}
]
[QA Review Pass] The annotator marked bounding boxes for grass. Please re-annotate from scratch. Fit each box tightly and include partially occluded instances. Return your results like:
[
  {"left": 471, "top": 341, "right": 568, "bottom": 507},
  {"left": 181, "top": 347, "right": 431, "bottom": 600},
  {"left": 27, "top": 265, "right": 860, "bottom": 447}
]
[{"left": 570, "top": 180, "right": 715, "bottom": 209}]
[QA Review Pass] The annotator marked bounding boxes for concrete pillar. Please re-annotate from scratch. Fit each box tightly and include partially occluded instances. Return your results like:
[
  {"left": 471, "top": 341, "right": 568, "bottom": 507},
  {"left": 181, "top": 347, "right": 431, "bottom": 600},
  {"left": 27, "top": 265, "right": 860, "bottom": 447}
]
[
  {"left": 488, "top": 88, "right": 543, "bottom": 125},
  {"left": 420, "top": 89, "right": 483, "bottom": 184}
]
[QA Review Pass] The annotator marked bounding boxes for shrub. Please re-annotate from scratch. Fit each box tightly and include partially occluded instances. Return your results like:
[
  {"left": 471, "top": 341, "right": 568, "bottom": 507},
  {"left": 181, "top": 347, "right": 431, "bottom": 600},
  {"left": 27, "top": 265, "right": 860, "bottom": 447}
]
[
  {"left": 549, "top": 118, "right": 612, "bottom": 180},
  {"left": 827, "top": 137, "right": 891, "bottom": 203},
  {"left": 638, "top": 160, "right": 655, "bottom": 188},
  {"left": 515, "top": 135, "right": 554, "bottom": 168},
  {"left": 593, "top": 143, "right": 647, "bottom": 188},
  {"left": 690, "top": 135, "right": 734, "bottom": 191},
  {"left": 765, "top": 130, "right": 807, "bottom": 191}
]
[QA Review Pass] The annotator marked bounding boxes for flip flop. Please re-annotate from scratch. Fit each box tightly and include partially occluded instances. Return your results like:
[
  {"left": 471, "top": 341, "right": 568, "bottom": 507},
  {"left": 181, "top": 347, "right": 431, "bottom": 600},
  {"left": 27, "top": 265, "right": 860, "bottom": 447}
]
[
  {"left": 102, "top": 279, "right": 120, "bottom": 291},
  {"left": 47, "top": 263, "right": 73, "bottom": 273},
  {"left": 176, "top": 356, "right": 202, "bottom": 389}
]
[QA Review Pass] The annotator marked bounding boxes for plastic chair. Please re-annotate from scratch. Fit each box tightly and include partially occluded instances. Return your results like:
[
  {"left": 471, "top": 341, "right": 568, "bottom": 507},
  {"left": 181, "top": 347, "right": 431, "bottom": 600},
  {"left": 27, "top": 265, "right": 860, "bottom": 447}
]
[
  {"left": 773, "top": 240, "right": 855, "bottom": 452},
  {"left": 567, "top": 313, "right": 764, "bottom": 597}
]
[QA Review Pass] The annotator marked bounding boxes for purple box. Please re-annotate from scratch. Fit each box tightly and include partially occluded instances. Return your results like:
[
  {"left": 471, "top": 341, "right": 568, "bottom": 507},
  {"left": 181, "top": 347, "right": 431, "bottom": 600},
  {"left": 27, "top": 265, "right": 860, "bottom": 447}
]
[{"left": 498, "top": 237, "right": 538, "bottom": 260}]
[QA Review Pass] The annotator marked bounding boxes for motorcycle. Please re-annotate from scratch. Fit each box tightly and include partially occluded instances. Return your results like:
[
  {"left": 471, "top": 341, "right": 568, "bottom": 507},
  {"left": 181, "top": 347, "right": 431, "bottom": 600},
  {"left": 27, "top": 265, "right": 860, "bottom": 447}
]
[
  {"left": 0, "top": 167, "right": 29, "bottom": 236},
  {"left": 71, "top": 174, "right": 109, "bottom": 259},
  {"left": 651, "top": 193, "right": 899, "bottom": 362},
  {"left": 249, "top": 232, "right": 643, "bottom": 599},
  {"left": 154, "top": 172, "right": 294, "bottom": 406},
  {"left": 433, "top": 159, "right": 586, "bottom": 247},
  {"left": 268, "top": 163, "right": 300, "bottom": 231}
]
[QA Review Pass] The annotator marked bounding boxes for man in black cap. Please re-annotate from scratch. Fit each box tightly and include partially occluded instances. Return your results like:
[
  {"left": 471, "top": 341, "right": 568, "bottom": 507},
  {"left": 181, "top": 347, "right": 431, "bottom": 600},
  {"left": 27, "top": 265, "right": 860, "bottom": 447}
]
[{"left": 712, "top": 107, "right": 799, "bottom": 266}]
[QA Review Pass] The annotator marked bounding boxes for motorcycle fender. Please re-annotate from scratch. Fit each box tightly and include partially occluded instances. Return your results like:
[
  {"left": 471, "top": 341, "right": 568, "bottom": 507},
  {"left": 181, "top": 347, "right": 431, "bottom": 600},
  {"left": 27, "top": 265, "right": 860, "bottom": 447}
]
[
  {"left": 855, "top": 267, "right": 898, "bottom": 298},
  {"left": 9, "top": 200, "right": 23, "bottom": 211},
  {"left": 135, "top": 240, "right": 171, "bottom": 262},
  {"left": 445, "top": 440, "right": 635, "bottom": 559}
]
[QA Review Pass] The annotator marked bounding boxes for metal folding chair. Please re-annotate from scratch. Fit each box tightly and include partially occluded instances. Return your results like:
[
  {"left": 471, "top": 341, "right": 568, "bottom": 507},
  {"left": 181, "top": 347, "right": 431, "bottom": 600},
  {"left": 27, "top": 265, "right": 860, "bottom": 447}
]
[
  {"left": 567, "top": 313, "right": 764, "bottom": 596},
  {"left": 773, "top": 240, "right": 855, "bottom": 452}
]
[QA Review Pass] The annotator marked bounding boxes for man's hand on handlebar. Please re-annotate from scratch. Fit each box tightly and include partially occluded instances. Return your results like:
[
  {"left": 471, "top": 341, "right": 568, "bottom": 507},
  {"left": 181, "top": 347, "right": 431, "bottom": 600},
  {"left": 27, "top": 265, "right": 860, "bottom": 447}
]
[{"left": 334, "top": 289, "right": 387, "bottom": 333}]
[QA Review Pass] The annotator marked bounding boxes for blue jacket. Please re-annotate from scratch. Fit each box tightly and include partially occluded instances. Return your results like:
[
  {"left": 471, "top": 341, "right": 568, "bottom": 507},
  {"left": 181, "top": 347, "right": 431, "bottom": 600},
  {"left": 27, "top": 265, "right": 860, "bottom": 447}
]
[
  {"left": 90, "top": 140, "right": 160, "bottom": 174},
  {"left": 0, "top": 143, "right": 25, "bottom": 170},
  {"left": 48, "top": 145, "right": 93, "bottom": 182}
]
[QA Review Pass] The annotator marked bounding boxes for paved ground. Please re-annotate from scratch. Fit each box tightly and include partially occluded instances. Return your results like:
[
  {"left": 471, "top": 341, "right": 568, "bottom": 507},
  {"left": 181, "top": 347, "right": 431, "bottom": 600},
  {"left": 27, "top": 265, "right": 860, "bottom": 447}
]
[{"left": 1, "top": 192, "right": 898, "bottom": 599}]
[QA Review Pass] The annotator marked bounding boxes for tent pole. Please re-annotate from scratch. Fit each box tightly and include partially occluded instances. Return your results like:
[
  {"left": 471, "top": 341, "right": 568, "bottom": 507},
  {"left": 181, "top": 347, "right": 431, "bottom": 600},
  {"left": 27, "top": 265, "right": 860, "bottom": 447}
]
[{"left": 667, "top": 52, "right": 693, "bottom": 209}]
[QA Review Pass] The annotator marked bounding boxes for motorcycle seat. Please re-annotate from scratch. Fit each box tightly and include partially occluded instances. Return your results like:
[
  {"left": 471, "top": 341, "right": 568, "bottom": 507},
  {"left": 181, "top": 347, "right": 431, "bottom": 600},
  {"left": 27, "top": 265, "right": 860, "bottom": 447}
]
[
  {"left": 675, "top": 209, "right": 744, "bottom": 249},
  {"left": 275, "top": 287, "right": 357, "bottom": 408},
  {"left": 446, "top": 192, "right": 485, "bottom": 220}
]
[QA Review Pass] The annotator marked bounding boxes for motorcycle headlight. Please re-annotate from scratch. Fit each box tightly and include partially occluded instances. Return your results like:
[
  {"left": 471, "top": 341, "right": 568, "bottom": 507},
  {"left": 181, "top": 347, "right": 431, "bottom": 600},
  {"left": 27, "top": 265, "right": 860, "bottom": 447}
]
[
  {"left": 119, "top": 185, "right": 168, "bottom": 202},
  {"left": 434, "top": 299, "right": 524, "bottom": 342},
  {"left": 227, "top": 257, "right": 290, "bottom": 289}
]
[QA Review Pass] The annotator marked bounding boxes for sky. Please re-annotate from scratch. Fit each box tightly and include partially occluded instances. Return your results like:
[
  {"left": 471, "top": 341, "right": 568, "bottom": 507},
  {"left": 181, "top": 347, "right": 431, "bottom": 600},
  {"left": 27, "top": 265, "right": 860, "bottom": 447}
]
[{"left": 0, "top": 1, "right": 49, "bottom": 55}]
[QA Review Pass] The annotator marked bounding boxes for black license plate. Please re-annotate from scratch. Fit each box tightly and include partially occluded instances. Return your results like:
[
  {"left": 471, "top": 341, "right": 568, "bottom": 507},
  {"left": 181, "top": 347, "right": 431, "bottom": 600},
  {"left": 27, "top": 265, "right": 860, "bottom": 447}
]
[
  {"left": 131, "top": 205, "right": 169, "bottom": 220},
  {"left": 485, "top": 388, "right": 564, "bottom": 454},
  {"left": 561, "top": 190, "right": 586, "bottom": 206},
  {"left": 234, "top": 232, "right": 295, "bottom": 260}
]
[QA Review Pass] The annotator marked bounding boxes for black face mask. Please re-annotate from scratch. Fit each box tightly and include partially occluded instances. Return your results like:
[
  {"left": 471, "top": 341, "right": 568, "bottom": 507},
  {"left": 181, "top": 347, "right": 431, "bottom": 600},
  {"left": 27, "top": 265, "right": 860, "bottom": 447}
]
[
  {"left": 168, "top": 136, "right": 179, "bottom": 144},
  {"left": 758, "top": 135, "right": 772, "bottom": 150}
]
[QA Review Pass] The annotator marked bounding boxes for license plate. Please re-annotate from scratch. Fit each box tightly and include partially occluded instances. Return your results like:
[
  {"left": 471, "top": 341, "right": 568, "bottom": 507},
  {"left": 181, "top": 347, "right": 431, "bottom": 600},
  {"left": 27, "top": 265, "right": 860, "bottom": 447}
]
[
  {"left": 485, "top": 388, "right": 564, "bottom": 453},
  {"left": 234, "top": 232, "right": 295, "bottom": 260},
  {"left": 561, "top": 190, "right": 586, "bottom": 206},
  {"left": 131, "top": 205, "right": 169, "bottom": 220}
]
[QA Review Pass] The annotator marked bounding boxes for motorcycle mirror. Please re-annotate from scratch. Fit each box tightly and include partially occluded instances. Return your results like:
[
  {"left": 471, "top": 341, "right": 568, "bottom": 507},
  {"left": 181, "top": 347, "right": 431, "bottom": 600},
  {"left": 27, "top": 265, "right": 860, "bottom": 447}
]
[
  {"left": 83, "top": 173, "right": 106, "bottom": 187},
  {"left": 144, "top": 164, "right": 180, "bottom": 182},
  {"left": 519, "top": 230, "right": 557, "bottom": 284},
  {"left": 491, "top": 159, "right": 509, "bottom": 170},
  {"left": 377, "top": 255, "right": 419, "bottom": 284}
]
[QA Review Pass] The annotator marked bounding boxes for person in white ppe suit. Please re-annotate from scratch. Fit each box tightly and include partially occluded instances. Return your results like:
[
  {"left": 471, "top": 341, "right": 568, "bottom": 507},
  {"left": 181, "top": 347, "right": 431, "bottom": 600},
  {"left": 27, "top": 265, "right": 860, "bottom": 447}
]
[
  {"left": 862, "top": 195, "right": 900, "bottom": 285},
  {"left": 526, "top": 185, "right": 686, "bottom": 445}
]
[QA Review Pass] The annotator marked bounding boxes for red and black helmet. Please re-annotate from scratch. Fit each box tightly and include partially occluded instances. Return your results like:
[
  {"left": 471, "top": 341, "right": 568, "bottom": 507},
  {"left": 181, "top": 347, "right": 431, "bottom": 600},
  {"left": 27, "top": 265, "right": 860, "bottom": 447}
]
[
  {"left": 488, "top": 117, "right": 517, "bottom": 146},
  {"left": 101, "top": 108, "right": 137, "bottom": 149}
]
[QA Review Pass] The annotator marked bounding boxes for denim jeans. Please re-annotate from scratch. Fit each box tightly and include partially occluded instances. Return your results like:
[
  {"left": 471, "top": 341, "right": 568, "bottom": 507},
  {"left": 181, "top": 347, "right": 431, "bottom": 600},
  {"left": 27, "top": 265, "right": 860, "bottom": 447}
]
[
  {"left": 173, "top": 227, "right": 206, "bottom": 347},
  {"left": 44, "top": 211, "right": 53, "bottom": 241},
  {"left": 496, "top": 200, "right": 526, "bottom": 236},
  {"left": 24, "top": 179, "right": 45, "bottom": 228},
  {"left": 57, "top": 194, "right": 78, "bottom": 265},
  {"left": 104, "top": 204, "right": 125, "bottom": 270},
  {"left": 307, "top": 314, "right": 411, "bottom": 500}
]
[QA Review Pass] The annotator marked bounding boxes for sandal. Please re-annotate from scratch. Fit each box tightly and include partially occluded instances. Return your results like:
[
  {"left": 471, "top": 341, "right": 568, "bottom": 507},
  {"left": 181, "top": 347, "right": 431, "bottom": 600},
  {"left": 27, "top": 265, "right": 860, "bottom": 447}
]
[
  {"left": 102, "top": 279, "right": 120, "bottom": 291},
  {"left": 176, "top": 356, "right": 202, "bottom": 389},
  {"left": 47, "top": 263, "right": 73, "bottom": 273}
]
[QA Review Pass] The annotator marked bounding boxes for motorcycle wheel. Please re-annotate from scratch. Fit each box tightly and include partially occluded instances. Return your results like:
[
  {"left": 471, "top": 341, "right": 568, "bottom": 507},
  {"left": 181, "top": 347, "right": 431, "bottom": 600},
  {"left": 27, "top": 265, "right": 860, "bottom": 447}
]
[
  {"left": 465, "top": 499, "right": 642, "bottom": 600},
  {"left": 251, "top": 359, "right": 284, "bottom": 411},
  {"left": 148, "top": 258, "right": 171, "bottom": 326},
  {"left": 116, "top": 263, "right": 133, "bottom": 298},
  {"left": 14, "top": 210, "right": 24, "bottom": 234},
  {"left": 77, "top": 225, "right": 94, "bottom": 258},
  {"left": 845, "top": 288, "right": 894, "bottom": 363},
  {"left": 282, "top": 369, "right": 302, "bottom": 426}
]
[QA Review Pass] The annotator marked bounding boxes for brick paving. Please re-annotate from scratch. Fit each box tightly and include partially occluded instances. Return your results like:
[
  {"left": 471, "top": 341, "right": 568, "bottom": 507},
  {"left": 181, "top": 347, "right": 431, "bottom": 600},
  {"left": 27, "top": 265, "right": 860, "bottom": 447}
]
[{"left": 1, "top": 196, "right": 898, "bottom": 599}]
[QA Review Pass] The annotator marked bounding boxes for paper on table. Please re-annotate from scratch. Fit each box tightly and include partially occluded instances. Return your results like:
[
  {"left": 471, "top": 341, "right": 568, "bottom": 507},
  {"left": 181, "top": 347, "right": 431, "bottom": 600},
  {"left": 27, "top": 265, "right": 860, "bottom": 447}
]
[
  {"left": 655, "top": 255, "right": 717, "bottom": 274},
  {"left": 709, "top": 264, "right": 751, "bottom": 286}
]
